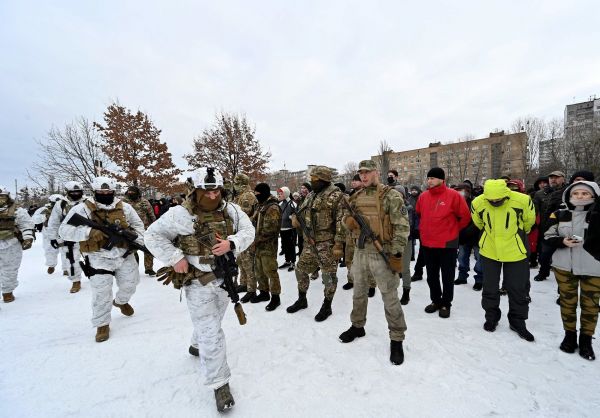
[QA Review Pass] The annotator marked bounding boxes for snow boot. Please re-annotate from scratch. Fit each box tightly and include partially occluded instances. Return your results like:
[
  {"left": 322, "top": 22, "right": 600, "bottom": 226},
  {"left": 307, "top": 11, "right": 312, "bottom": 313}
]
[
  {"left": 251, "top": 290, "right": 270, "bottom": 303},
  {"left": 342, "top": 282, "right": 353, "bottom": 290},
  {"left": 47, "top": 266, "right": 55, "bottom": 274},
  {"left": 235, "top": 284, "right": 247, "bottom": 294},
  {"left": 390, "top": 340, "right": 404, "bottom": 365},
  {"left": 286, "top": 291, "right": 308, "bottom": 313},
  {"left": 483, "top": 320, "right": 498, "bottom": 332},
  {"left": 368, "top": 287, "right": 376, "bottom": 298},
  {"left": 70, "top": 281, "right": 81, "bottom": 294},
  {"left": 188, "top": 345, "right": 200, "bottom": 357},
  {"left": 240, "top": 291, "right": 256, "bottom": 304},
  {"left": 509, "top": 321, "right": 535, "bottom": 342},
  {"left": 559, "top": 330, "right": 578, "bottom": 354},
  {"left": 2, "top": 292, "right": 15, "bottom": 303},
  {"left": 214, "top": 383, "right": 235, "bottom": 412},
  {"left": 95, "top": 325, "right": 110, "bottom": 342},
  {"left": 579, "top": 333, "right": 595, "bottom": 361},
  {"left": 265, "top": 294, "right": 281, "bottom": 311},
  {"left": 314, "top": 298, "right": 332, "bottom": 322},
  {"left": 424, "top": 303, "right": 439, "bottom": 314},
  {"left": 339, "top": 325, "right": 365, "bottom": 343},
  {"left": 113, "top": 300, "right": 134, "bottom": 316},
  {"left": 400, "top": 288, "right": 410, "bottom": 305}
]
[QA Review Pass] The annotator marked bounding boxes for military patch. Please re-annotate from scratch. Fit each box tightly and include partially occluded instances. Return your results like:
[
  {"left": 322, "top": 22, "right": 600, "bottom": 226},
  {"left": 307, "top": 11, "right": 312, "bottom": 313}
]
[{"left": 401, "top": 206, "right": 408, "bottom": 215}]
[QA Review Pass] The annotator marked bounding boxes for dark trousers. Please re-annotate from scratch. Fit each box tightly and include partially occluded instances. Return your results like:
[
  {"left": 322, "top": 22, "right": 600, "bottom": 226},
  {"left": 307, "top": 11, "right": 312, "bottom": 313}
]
[
  {"left": 280, "top": 229, "right": 296, "bottom": 264},
  {"left": 423, "top": 247, "right": 458, "bottom": 307},
  {"left": 481, "top": 256, "right": 530, "bottom": 325},
  {"left": 414, "top": 240, "right": 426, "bottom": 275},
  {"left": 538, "top": 241, "right": 556, "bottom": 277}
]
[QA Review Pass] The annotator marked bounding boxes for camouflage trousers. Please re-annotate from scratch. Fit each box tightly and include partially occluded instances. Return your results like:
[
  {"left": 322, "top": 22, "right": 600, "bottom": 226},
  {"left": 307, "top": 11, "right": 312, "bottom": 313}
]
[
  {"left": 554, "top": 268, "right": 600, "bottom": 336},
  {"left": 255, "top": 249, "right": 281, "bottom": 294},
  {"left": 295, "top": 240, "right": 338, "bottom": 300},
  {"left": 345, "top": 237, "right": 376, "bottom": 287},
  {"left": 143, "top": 252, "right": 154, "bottom": 271},
  {"left": 350, "top": 244, "right": 407, "bottom": 341},
  {"left": 238, "top": 249, "right": 255, "bottom": 288}
]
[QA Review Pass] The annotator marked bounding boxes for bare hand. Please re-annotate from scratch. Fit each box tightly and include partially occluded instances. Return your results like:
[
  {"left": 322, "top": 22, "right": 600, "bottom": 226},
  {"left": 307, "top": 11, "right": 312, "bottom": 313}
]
[
  {"left": 173, "top": 258, "right": 189, "bottom": 273},
  {"left": 212, "top": 238, "right": 231, "bottom": 256},
  {"left": 563, "top": 238, "right": 581, "bottom": 248}
]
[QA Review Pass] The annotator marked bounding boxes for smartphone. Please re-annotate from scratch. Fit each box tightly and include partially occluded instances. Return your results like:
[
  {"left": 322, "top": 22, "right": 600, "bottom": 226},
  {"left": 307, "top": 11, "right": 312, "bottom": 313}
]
[{"left": 570, "top": 235, "right": 583, "bottom": 242}]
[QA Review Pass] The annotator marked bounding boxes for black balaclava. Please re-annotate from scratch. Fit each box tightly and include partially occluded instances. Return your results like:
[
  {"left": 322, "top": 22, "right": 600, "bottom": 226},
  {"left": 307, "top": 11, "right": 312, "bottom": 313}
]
[
  {"left": 127, "top": 186, "right": 141, "bottom": 201},
  {"left": 387, "top": 176, "right": 396, "bottom": 185},
  {"left": 95, "top": 192, "right": 115, "bottom": 206},
  {"left": 310, "top": 180, "right": 329, "bottom": 194},
  {"left": 67, "top": 190, "right": 83, "bottom": 201},
  {"left": 254, "top": 183, "right": 271, "bottom": 203}
]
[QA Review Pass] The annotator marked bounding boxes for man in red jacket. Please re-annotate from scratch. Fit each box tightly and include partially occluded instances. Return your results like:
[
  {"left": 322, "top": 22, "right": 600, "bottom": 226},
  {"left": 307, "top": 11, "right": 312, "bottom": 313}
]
[{"left": 416, "top": 167, "right": 471, "bottom": 318}]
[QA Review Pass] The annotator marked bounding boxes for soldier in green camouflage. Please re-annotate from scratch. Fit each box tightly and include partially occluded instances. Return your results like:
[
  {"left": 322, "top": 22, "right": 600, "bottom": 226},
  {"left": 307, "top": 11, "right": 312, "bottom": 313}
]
[
  {"left": 287, "top": 166, "right": 346, "bottom": 322},
  {"left": 339, "top": 160, "right": 410, "bottom": 366},
  {"left": 233, "top": 173, "right": 258, "bottom": 293},
  {"left": 123, "top": 186, "right": 157, "bottom": 275},
  {"left": 240, "top": 183, "right": 283, "bottom": 310}
]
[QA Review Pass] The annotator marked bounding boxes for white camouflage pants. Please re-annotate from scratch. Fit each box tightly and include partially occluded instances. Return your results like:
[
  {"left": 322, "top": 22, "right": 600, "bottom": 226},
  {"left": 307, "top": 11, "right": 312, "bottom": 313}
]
[
  {"left": 87, "top": 253, "right": 140, "bottom": 327},
  {"left": 42, "top": 232, "right": 60, "bottom": 268},
  {"left": 60, "top": 243, "right": 82, "bottom": 282},
  {"left": 0, "top": 239, "right": 23, "bottom": 294},
  {"left": 186, "top": 279, "right": 231, "bottom": 389}
]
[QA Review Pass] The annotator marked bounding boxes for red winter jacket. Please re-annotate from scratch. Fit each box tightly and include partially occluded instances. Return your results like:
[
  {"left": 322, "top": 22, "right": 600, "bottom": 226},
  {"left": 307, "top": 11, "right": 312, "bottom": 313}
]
[{"left": 416, "top": 183, "right": 471, "bottom": 248}]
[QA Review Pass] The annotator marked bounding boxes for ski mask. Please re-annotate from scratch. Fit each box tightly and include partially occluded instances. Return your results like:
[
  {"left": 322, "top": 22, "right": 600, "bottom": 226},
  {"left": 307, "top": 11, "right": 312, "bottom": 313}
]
[
  {"left": 67, "top": 190, "right": 83, "bottom": 201},
  {"left": 126, "top": 186, "right": 141, "bottom": 201},
  {"left": 387, "top": 176, "right": 395, "bottom": 185},
  {"left": 254, "top": 183, "right": 271, "bottom": 203},
  {"left": 95, "top": 192, "right": 115, "bottom": 206},
  {"left": 310, "top": 179, "right": 329, "bottom": 194}
]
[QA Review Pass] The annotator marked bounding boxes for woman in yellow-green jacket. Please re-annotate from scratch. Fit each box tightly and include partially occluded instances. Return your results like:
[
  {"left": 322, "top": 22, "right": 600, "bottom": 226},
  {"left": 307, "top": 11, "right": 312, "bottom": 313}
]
[{"left": 471, "top": 179, "right": 536, "bottom": 341}]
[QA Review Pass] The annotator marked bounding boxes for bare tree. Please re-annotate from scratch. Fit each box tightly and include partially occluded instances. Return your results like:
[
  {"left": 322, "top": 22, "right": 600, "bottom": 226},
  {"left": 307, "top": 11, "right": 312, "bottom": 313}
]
[
  {"left": 377, "top": 140, "right": 393, "bottom": 181},
  {"left": 509, "top": 116, "right": 546, "bottom": 182},
  {"left": 28, "top": 117, "right": 111, "bottom": 189}
]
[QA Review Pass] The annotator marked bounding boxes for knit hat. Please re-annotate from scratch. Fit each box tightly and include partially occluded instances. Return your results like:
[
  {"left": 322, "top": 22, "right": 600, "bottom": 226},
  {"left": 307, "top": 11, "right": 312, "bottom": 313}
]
[
  {"left": 483, "top": 179, "right": 511, "bottom": 200},
  {"left": 427, "top": 167, "right": 445, "bottom": 180},
  {"left": 570, "top": 183, "right": 596, "bottom": 197},
  {"left": 569, "top": 170, "right": 595, "bottom": 184},
  {"left": 302, "top": 182, "right": 312, "bottom": 191},
  {"left": 277, "top": 186, "right": 290, "bottom": 199},
  {"left": 254, "top": 183, "right": 271, "bottom": 203}
]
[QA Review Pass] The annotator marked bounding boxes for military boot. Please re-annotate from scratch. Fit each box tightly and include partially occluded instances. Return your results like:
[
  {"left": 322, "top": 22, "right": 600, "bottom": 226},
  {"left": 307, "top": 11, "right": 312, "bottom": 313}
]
[
  {"left": 113, "top": 300, "right": 134, "bottom": 316},
  {"left": 2, "top": 292, "right": 15, "bottom": 303},
  {"left": 390, "top": 340, "right": 405, "bottom": 365},
  {"left": 47, "top": 266, "right": 55, "bottom": 274},
  {"left": 250, "top": 290, "right": 270, "bottom": 303},
  {"left": 265, "top": 294, "right": 281, "bottom": 311},
  {"left": 400, "top": 288, "right": 410, "bottom": 305},
  {"left": 240, "top": 291, "right": 256, "bottom": 304},
  {"left": 214, "top": 383, "right": 235, "bottom": 412},
  {"left": 579, "top": 333, "right": 595, "bottom": 361},
  {"left": 560, "top": 330, "right": 578, "bottom": 354},
  {"left": 95, "top": 325, "right": 110, "bottom": 342},
  {"left": 70, "top": 281, "right": 81, "bottom": 293},
  {"left": 286, "top": 291, "right": 308, "bottom": 313},
  {"left": 339, "top": 325, "right": 365, "bottom": 343},
  {"left": 314, "top": 298, "right": 332, "bottom": 322}
]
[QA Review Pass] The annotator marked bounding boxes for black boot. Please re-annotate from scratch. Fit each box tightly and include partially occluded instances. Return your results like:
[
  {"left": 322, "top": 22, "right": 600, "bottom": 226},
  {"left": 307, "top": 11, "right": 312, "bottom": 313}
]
[
  {"left": 286, "top": 291, "right": 308, "bottom": 313},
  {"left": 400, "top": 288, "right": 410, "bottom": 305},
  {"left": 509, "top": 321, "right": 535, "bottom": 342},
  {"left": 240, "top": 291, "right": 255, "bottom": 304},
  {"left": 214, "top": 383, "right": 235, "bottom": 412},
  {"left": 368, "top": 287, "right": 376, "bottom": 298},
  {"left": 188, "top": 345, "right": 200, "bottom": 357},
  {"left": 265, "top": 294, "right": 281, "bottom": 311},
  {"left": 235, "top": 284, "right": 247, "bottom": 293},
  {"left": 339, "top": 325, "right": 366, "bottom": 343},
  {"left": 390, "top": 340, "right": 404, "bottom": 365},
  {"left": 579, "top": 333, "right": 596, "bottom": 361},
  {"left": 559, "top": 330, "right": 578, "bottom": 354},
  {"left": 314, "top": 298, "right": 332, "bottom": 322},
  {"left": 342, "top": 282, "right": 354, "bottom": 290},
  {"left": 251, "top": 290, "right": 270, "bottom": 303}
]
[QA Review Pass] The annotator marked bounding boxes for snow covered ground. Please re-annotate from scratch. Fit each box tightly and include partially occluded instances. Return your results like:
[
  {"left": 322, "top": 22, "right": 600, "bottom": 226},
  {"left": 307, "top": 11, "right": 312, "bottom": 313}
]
[{"left": 1, "top": 239, "right": 599, "bottom": 418}]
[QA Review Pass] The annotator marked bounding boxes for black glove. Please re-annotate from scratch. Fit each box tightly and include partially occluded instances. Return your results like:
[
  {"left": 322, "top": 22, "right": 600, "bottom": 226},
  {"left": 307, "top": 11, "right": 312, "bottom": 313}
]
[
  {"left": 35, "top": 223, "right": 43, "bottom": 232},
  {"left": 50, "top": 239, "right": 59, "bottom": 249}
]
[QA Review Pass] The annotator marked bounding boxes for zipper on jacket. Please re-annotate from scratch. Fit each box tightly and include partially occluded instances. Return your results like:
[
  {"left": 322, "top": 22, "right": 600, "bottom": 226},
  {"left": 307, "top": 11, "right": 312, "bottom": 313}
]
[
  {"left": 505, "top": 212, "right": 510, "bottom": 229},
  {"left": 487, "top": 213, "right": 492, "bottom": 231}
]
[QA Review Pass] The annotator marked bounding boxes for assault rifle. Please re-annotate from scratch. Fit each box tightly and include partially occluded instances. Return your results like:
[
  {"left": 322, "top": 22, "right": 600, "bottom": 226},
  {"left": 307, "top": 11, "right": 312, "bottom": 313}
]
[
  {"left": 212, "top": 251, "right": 247, "bottom": 325},
  {"left": 290, "top": 204, "right": 326, "bottom": 265},
  {"left": 65, "top": 241, "right": 76, "bottom": 276},
  {"left": 341, "top": 199, "right": 390, "bottom": 265},
  {"left": 67, "top": 212, "right": 152, "bottom": 256}
]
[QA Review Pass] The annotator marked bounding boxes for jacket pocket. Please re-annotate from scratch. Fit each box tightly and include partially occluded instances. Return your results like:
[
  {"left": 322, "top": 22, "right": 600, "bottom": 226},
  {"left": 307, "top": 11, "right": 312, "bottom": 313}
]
[
  {"left": 479, "top": 231, "right": 488, "bottom": 249},
  {"left": 514, "top": 233, "right": 527, "bottom": 255}
]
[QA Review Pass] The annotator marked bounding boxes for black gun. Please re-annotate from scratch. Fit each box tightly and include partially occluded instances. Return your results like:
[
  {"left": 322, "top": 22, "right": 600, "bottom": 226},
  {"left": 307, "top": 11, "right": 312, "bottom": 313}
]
[
  {"left": 67, "top": 212, "right": 152, "bottom": 256},
  {"left": 341, "top": 198, "right": 390, "bottom": 266},
  {"left": 65, "top": 241, "right": 76, "bottom": 276},
  {"left": 212, "top": 251, "right": 247, "bottom": 325},
  {"left": 290, "top": 204, "right": 326, "bottom": 265}
]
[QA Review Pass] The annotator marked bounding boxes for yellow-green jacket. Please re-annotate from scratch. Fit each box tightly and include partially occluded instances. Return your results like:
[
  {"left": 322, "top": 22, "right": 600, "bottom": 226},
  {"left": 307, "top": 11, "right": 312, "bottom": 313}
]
[{"left": 471, "top": 179, "right": 535, "bottom": 262}]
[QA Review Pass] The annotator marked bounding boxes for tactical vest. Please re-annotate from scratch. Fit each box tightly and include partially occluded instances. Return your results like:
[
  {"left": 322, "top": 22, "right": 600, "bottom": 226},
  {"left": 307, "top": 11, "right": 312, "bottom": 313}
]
[
  {"left": 351, "top": 184, "right": 393, "bottom": 244},
  {"left": 176, "top": 201, "right": 234, "bottom": 264},
  {"left": 79, "top": 200, "right": 129, "bottom": 253},
  {"left": 256, "top": 198, "right": 281, "bottom": 238},
  {"left": 302, "top": 185, "right": 343, "bottom": 242},
  {"left": 234, "top": 188, "right": 257, "bottom": 217},
  {"left": 0, "top": 202, "right": 17, "bottom": 241}
]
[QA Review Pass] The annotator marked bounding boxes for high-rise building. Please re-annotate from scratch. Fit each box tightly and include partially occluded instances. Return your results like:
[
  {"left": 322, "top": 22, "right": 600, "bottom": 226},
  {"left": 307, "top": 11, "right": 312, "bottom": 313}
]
[{"left": 564, "top": 97, "right": 600, "bottom": 140}]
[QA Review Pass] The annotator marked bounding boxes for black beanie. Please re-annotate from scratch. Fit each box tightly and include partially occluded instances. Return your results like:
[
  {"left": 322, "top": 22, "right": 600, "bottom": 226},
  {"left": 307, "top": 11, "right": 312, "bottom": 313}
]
[
  {"left": 254, "top": 183, "right": 271, "bottom": 203},
  {"left": 569, "top": 170, "right": 595, "bottom": 184},
  {"left": 302, "top": 182, "right": 312, "bottom": 191},
  {"left": 427, "top": 167, "right": 445, "bottom": 180}
]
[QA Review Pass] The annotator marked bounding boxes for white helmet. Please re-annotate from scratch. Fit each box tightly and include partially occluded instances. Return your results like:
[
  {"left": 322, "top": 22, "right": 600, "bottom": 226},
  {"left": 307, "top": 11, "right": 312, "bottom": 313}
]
[
  {"left": 48, "top": 194, "right": 62, "bottom": 203},
  {"left": 191, "top": 167, "right": 223, "bottom": 190},
  {"left": 0, "top": 185, "right": 9, "bottom": 195},
  {"left": 64, "top": 181, "right": 83, "bottom": 192},
  {"left": 91, "top": 176, "right": 117, "bottom": 192}
]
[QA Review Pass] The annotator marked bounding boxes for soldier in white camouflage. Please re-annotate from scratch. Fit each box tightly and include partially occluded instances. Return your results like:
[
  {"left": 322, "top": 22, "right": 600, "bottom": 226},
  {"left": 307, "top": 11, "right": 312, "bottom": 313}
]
[
  {"left": 233, "top": 173, "right": 257, "bottom": 293},
  {"left": 339, "top": 160, "right": 410, "bottom": 366},
  {"left": 287, "top": 166, "right": 346, "bottom": 322},
  {"left": 122, "top": 186, "right": 157, "bottom": 275}
]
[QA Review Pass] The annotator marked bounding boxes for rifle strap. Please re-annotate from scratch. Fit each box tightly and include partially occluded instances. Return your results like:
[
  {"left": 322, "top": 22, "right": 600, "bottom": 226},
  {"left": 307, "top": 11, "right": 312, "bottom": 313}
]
[{"left": 80, "top": 256, "right": 115, "bottom": 277}]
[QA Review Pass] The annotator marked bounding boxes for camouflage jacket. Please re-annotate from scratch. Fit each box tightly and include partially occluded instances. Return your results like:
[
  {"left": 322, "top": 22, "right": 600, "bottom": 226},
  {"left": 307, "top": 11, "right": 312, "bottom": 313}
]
[
  {"left": 234, "top": 186, "right": 257, "bottom": 217},
  {"left": 254, "top": 195, "right": 281, "bottom": 252},
  {"left": 122, "top": 197, "right": 156, "bottom": 228},
  {"left": 297, "top": 184, "right": 346, "bottom": 244}
]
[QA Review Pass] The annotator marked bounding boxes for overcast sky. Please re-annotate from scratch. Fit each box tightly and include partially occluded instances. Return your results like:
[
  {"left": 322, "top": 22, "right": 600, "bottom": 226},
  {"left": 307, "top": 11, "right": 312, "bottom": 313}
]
[{"left": 2, "top": 0, "right": 599, "bottom": 191}]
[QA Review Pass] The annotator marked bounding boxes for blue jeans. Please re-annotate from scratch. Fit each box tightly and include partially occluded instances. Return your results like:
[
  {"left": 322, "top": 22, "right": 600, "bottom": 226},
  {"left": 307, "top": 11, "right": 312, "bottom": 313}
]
[{"left": 457, "top": 244, "right": 483, "bottom": 283}]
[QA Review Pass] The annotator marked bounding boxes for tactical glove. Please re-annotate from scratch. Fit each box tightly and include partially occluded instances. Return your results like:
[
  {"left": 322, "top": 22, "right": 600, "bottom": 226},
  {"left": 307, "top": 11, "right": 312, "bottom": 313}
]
[
  {"left": 388, "top": 253, "right": 403, "bottom": 273},
  {"left": 156, "top": 266, "right": 191, "bottom": 289},
  {"left": 50, "top": 239, "right": 59, "bottom": 249},
  {"left": 344, "top": 216, "right": 360, "bottom": 231},
  {"left": 22, "top": 239, "right": 33, "bottom": 250},
  {"left": 332, "top": 242, "right": 344, "bottom": 260},
  {"left": 35, "top": 223, "right": 43, "bottom": 232},
  {"left": 89, "top": 229, "right": 105, "bottom": 242}
]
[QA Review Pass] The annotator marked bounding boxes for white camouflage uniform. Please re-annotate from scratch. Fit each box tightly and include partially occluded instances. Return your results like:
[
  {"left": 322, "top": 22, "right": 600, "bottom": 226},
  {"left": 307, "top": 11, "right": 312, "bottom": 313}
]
[
  {"left": 59, "top": 197, "right": 145, "bottom": 327},
  {"left": 47, "top": 197, "right": 84, "bottom": 281},
  {"left": 32, "top": 204, "right": 64, "bottom": 269},
  {"left": 0, "top": 205, "right": 34, "bottom": 294},
  {"left": 145, "top": 202, "right": 254, "bottom": 389}
]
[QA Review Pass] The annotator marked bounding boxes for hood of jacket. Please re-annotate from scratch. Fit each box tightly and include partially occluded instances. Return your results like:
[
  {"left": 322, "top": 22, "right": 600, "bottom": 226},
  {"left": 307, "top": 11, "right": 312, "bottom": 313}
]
[{"left": 561, "top": 181, "right": 600, "bottom": 210}]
